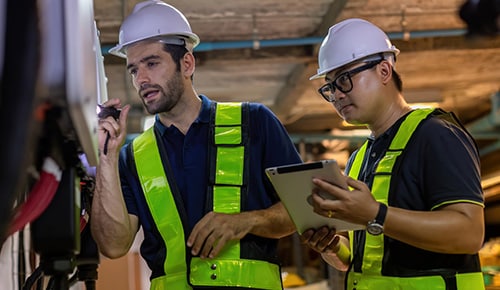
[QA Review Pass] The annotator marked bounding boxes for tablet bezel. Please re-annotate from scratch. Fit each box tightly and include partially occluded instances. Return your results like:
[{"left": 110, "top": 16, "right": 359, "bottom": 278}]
[{"left": 265, "top": 160, "right": 364, "bottom": 233}]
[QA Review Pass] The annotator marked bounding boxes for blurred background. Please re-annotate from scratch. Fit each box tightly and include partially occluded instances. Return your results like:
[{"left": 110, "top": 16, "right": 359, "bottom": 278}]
[{"left": 0, "top": 0, "right": 499, "bottom": 289}]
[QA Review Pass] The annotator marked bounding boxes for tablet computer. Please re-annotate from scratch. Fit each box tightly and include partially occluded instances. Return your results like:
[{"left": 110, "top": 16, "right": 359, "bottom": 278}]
[{"left": 266, "top": 160, "right": 365, "bottom": 234}]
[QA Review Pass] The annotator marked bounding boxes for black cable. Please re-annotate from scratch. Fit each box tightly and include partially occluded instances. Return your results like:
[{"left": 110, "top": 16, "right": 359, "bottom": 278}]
[
  {"left": 18, "top": 229, "right": 26, "bottom": 288},
  {"left": 22, "top": 266, "right": 43, "bottom": 290},
  {"left": 68, "top": 272, "right": 78, "bottom": 287},
  {"left": 84, "top": 280, "right": 96, "bottom": 290},
  {"left": 46, "top": 276, "right": 55, "bottom": 290},
  {"left": 36, "top": 277, "right": 44, "bottom": 290},
  {"left": 45, "top": 275, "right": 70, "bottom": 290}
]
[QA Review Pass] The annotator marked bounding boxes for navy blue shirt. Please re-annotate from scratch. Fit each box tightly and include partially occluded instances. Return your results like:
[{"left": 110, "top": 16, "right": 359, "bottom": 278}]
[{"left": 118, "top": 95, "right": 302, "bottom": 277}]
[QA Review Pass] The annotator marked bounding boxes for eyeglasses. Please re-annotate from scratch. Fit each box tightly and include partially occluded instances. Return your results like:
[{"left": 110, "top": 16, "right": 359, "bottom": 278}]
[{"left": 318, "top": 60, "right": 382, "bottom": 103}]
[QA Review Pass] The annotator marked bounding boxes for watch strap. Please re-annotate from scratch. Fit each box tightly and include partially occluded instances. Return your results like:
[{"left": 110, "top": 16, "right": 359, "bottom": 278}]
[{"left": 374, "top": 202, "right": 388, "bottom": 225}]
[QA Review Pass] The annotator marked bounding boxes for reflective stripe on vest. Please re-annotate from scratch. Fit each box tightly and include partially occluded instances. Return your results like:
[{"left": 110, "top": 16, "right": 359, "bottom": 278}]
[
  {"left": 134, "top": 102, "right": 282, "bottom": 290},
  {"left": 134, "top": 127, "right": 191, "bottom": 289},
  {"left": 347, "top": 271, "right": 484, "bottom": 290},
  {"left": 346, "top": 108, "right": 484, "bottom": 290}
]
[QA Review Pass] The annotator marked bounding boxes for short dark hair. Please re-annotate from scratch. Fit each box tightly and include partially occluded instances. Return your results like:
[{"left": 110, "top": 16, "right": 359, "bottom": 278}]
[
  {"left": 392, "top": 68, "right": 403, "bottom": 92},
  {"left": 162, "top": 43, "right": 188, "bottom": 72},
  {"left": 162, "top": 43, "right": 195, "bottom": 81}
]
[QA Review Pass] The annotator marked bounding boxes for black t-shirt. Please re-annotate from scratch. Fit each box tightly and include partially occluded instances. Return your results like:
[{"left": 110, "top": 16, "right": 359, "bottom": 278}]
[{"left": 348, "top": 110, "right": 484, "bottom": 274}]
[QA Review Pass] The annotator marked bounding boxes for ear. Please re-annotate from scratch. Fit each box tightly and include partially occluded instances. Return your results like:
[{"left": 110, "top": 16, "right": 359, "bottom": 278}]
[
  {"left": 378, "top": 60, "right": 392, "bottom": 85},
  {"left": 181, "top": 52, "right": 196, "bottom": 78}
]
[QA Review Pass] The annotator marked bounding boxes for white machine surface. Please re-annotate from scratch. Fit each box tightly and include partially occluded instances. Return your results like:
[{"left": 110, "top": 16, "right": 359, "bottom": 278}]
[{"left": 39, "top": 0, "right": 107, "bottom": 166}]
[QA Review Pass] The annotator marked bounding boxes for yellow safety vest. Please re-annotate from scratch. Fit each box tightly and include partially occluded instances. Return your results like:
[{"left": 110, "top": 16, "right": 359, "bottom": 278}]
[
  {"left": 346, "top": 108, "right": 484, "bottom": 290},
  {"left": 132, "top": 102, "right": 282, "bottom": 290}
]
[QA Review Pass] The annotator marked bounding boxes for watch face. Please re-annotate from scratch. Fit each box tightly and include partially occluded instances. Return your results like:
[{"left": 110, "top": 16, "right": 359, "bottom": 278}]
[{"left": 367, "top": 223, "right": 384, "bottom": 235}]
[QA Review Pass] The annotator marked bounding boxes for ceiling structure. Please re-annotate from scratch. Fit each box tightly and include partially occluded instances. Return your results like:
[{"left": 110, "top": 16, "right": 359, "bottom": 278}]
[{"left": 93, "top": 0, "right": 500, "bottom": 204}]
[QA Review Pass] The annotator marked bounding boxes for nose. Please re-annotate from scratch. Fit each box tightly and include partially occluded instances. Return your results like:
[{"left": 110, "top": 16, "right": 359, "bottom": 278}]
[
  {"left": 332, "top": 89, "right": 347, "bottom": 102},
  {"left": 134, "top": 67, "right": 150, "bottom": 88}
]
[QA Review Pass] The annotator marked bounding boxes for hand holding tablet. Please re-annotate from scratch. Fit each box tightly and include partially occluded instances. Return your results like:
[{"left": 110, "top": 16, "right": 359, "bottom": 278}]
[{"left": 266, "top": 160, "right": 365, "bottom": 234}]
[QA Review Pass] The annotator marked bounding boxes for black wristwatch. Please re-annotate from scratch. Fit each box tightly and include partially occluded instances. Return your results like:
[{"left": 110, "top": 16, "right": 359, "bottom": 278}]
[{"left": 366, "top": 202, "right": 388, "bottom": 236}]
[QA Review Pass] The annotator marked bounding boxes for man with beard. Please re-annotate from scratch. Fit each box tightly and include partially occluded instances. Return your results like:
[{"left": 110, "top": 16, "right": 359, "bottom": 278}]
[{"left": 91, "top": 1, "right": 302, "bottom": 289}]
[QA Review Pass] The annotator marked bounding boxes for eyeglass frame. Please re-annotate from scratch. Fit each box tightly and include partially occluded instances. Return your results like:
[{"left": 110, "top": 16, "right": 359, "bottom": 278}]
[{"left": 317, "top": 59, "right": 383, "bottom": 103}]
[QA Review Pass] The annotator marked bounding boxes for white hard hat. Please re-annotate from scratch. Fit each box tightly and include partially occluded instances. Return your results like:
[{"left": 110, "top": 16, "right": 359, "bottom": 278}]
[
  {"left": 310, "top": 18, "right": 400, "bottom": 80},
  {"left": 109, "top": 0, "right": 200, "bottom": 58}
]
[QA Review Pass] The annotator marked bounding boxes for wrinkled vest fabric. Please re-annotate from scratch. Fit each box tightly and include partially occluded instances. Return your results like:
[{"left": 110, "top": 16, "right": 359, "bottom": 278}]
[
  {"left": 345, "top": 108, "right": 484, "bottom": 290},
  {"left": 133, "top": 102, "right": 282, "bottom": 290}
]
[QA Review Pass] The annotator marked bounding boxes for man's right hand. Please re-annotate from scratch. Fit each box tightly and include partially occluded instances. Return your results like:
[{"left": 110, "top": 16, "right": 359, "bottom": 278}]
[
  {"left": 300, "top": 226, "right": 340, "bottom": 254},
  {"left": 97, "top": 98, "right": 130, "bottom": 157}
]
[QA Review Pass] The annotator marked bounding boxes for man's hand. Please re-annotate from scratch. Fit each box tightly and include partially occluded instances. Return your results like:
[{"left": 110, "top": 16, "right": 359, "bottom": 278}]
[
  {"left": 300, "top": 226, "right": 340, "bottom": 254},
  {"left": 300, "top": 227, "right": 350, "bottom": 271},
  {"left": 187, "top": 211, "right": 252, "bottom": 259},
  {"left": 310, "top": 177, "right": 379, "bottom": 225},
  {"left": 97, "top": 98, "right": 130, "bottom": 157}
]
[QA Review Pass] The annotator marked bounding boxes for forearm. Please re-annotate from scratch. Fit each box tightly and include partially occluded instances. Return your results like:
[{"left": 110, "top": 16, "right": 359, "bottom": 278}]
[
  {"left": 384, "top": 203, "right": 484, "bottom": 254},
  {"left": 91, "top": 156, "right": 136, "bottom": 258},
  {"left": 247, "top": 202, "right": 296, "bottom": 239}
]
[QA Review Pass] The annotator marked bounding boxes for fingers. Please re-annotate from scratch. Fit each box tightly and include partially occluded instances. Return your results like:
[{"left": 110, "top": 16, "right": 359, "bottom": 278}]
[
  {"left": 301, "top": 227, "right": 339, "bottom": 254},
  {"left": 187, "top": 215, "right": 209, "bottom": 256},
  {"left": 198, "top": 229, "right": 225, "bottom": 259},
  {"left": 346, "top": 176, "right": 368, "bottom": 191},
  {"left": 206, "top": 235, "right": 228, "bottom": 259},
  {"left": 98, "top": 117, "right": 120, "bottom": 136},
  {"left": 312, "top": 178, "right": 344, "bottom": 199},
  {"left": 118, "top": 105, "right": 131, "bottom": 135},
  {"left": 101, "top": 104, "right": 130, "bottom": 138},
  {"left": 187, "top": 212, "right": 227, "bottom": 259},
  {"left": 309, "top": 193, "right": 339, "bottom": 217},
  {"left": 187, "top": 212, "right": 249, "bottom": 259},
  {"left": 98, "top": 101, "right": 120, "bottom": 136},
  {"left": 100, "top": 98, "right": 122, "bottom": 108},
  {"left": 327, "top": 209, "right": 333, "bottom": 218},
  {"left": 300, "top": 229, "right": 314, "bottom": 243},
  {"left": 97, "top": 102, "right": 130, "bottom": 156},
  {"left": 189, "top": 228, "right": 226, "bottom": 259}
]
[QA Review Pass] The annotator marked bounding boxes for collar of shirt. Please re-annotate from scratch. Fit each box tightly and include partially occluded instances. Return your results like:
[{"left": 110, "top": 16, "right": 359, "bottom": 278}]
[{"left": 153, "top": 94, "right": 213, "bottom": 136}]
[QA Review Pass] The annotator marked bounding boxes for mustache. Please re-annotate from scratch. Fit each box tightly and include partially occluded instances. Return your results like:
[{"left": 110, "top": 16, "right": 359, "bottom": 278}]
[{"left": 139, "top": 84, "right": 163, "bottom": 95}]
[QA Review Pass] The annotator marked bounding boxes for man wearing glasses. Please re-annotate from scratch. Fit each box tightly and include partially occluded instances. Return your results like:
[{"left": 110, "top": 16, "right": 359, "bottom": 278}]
[{"left": 301, "top": 18, "right": 485, "bottom": 290}]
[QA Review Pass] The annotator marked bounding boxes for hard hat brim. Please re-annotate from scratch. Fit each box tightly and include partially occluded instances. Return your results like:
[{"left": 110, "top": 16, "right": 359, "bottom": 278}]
[
  {"left": 309, "top": 50, "right": 400, "bottom": 81},
  {"left": 109, "top": 33, "right": 200, "bottom": 58}
]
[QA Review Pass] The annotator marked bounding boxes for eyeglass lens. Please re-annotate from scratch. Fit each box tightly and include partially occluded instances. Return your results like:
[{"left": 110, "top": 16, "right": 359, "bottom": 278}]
[{"left": 318, "top": 60, "right": 381, "bottom": 102}]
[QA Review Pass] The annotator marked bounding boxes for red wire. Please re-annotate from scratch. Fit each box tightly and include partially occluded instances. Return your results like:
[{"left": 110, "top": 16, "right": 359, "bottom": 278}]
[
  {"left": 7, "top": 158, "right": 61, "bottom": 236},
  {"left": 80, "top": 210, "right": 89, "bottom": 232}
]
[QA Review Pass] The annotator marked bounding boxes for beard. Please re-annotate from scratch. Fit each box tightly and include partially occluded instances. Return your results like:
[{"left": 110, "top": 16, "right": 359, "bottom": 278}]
[{"left": 141, "top": 71, "right": 184, "bottom": 114}]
